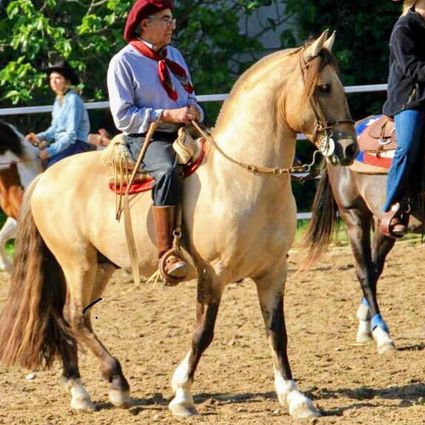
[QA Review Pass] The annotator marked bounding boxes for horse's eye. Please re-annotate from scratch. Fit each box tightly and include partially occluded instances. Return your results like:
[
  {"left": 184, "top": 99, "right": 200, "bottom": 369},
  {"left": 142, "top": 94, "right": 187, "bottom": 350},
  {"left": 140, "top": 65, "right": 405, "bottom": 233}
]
[{"left": 318, "top": 84, "right": 331, "bottom": 94}]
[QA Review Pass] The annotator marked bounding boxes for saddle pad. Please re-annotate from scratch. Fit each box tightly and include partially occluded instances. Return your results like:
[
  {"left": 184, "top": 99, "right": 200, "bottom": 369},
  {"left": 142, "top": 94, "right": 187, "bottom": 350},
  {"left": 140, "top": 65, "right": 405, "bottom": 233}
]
[
  {"left": 350, "top": 115, "right": 394, "bottom": 174},
  {"left": 356, "top": 115, "right": 396, "bottom": 152},
  {"left": 109, "top": 138, "right": 207, "bottom": 194}
]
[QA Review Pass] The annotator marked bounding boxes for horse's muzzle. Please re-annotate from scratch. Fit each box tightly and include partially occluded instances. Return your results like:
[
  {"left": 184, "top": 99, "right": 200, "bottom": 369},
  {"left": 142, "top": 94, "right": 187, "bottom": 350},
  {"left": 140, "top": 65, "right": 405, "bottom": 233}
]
[{"left": 332, "top": 135, "right": 359, "bottom": 166}]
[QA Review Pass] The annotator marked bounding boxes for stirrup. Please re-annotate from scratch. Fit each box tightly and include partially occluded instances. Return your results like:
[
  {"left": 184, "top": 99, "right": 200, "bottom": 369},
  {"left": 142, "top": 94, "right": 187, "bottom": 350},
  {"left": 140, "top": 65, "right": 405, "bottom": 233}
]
[
  {"left": 159, "top": 248, "right": 188, "bottom": 286},
  {"left": 380, "top": 203, "right": 409, "bottom": 239}
]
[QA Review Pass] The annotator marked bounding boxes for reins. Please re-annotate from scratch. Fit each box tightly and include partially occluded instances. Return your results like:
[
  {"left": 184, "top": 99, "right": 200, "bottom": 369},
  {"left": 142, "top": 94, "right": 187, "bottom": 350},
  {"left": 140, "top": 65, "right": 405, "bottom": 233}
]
[
  {"left": 189, "top": 47, "right": 354, "bottom": 176},
  {"left": 190, "top": 120, "right": 315, "bottom": 176}
]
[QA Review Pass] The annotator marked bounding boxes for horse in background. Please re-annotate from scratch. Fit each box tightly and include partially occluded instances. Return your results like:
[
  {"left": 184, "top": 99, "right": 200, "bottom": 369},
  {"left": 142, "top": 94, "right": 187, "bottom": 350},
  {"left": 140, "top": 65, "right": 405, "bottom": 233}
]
[
  {"left": 304, "top": 114, "right": 425, "bottom": 354},
  {"left": 0, "top": 120, "right": 113, "bottom": 272},
  {"left": 0, "top": 120, "right": 42, "bottom": 271},
  {"left": 0, "top": 31, "right": 358, "bottom": 418}
]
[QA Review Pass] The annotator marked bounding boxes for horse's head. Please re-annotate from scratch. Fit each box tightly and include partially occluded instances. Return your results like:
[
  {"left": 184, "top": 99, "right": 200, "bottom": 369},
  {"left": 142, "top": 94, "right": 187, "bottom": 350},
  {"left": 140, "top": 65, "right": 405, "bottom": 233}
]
[
  {"left": 0, "top": 120, "right": 24, "bottom": 158},
  {"left": 284, "top": 30, "right": 358, "bottom": 166}
]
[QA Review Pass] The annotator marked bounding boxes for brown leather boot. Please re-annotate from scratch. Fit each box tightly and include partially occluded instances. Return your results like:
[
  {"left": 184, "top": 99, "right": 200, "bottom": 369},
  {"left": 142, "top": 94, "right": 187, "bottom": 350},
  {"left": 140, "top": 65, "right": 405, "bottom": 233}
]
[{"left": 152, "top": 205, "right": 188, "bottom": 280}]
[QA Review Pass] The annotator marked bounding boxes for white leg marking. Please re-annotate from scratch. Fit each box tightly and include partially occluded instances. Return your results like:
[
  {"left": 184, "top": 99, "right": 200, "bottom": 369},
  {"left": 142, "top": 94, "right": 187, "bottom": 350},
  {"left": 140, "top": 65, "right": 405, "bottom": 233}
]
[
  {"left": 372, "top": 327, "right": 396, "bottom": 354},
  {"left": 274, "top": 371, "right": 320, "bottom": 418},
  {"left": 63, "top": 378, "right": 96, "bottom": 411},
  {"left": 356, "top": 303, "right": 373, "bottom": 343},
  {"left": 169, "top": 352, "right": 198, "bottom": 417}
]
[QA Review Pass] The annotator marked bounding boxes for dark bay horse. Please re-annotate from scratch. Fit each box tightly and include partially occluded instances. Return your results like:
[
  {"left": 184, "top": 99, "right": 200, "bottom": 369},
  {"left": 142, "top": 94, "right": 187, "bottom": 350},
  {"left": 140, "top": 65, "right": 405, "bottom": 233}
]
[
  {"left": 304, "top": 115, "right": 424, "bottom": 354},
  {"left": 0, "top": 31, "right": 358, "bottom": 418}
]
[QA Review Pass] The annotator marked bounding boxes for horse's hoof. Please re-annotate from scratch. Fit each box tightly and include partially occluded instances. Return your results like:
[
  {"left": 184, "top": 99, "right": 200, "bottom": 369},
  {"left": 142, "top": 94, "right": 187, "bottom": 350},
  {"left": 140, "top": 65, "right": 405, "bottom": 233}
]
[
  {"left": 288, "top": 391, "right": 320, "bottom": 419},
  {"left": 70, "top": 396, "right": 96, "bottom": 411},
  {"left": 377, "top": 340, "right": 396, "bottom": 354},
  {"left": 109, "top": 388, "right": 131, "bottom": 408},
  {"left": 373, "top": 327, "right": 396, "bottom": 354},
  {"left": 356, "top": 331, "right": 373, "bottom": 344},
  {"left": 290, "top": 400, "right": 320, "bottom": 419},
  {"left": 169, "top": 399, "right": 199, "bottom": 417}
]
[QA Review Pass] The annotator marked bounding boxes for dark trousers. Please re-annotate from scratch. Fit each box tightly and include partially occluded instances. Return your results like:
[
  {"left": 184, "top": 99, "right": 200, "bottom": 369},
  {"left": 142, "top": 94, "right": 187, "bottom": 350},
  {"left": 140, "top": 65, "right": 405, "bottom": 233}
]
[
  {"left": 47, "top": 140, "right": 91, "bottom": 168},
  {"left": 126, "top": 133, "right": 181, "bottom": 206}
]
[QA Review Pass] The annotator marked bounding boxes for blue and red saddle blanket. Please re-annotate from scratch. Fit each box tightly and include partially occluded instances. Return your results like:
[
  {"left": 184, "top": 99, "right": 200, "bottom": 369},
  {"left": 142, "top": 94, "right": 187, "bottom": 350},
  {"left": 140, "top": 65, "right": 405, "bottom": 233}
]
[{"left": 350, "top": 115, "right": 393, "bottom": 174}]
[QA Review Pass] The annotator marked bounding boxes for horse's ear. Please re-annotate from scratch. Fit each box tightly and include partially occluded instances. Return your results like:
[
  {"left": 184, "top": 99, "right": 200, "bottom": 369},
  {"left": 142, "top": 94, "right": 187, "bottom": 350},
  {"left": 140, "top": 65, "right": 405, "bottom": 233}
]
[
  {"left": 323, "top": 30, "right": 336, "bottom": 52},
  {"left": 303, "top": 29, "right": 330, "bottom": 62}
]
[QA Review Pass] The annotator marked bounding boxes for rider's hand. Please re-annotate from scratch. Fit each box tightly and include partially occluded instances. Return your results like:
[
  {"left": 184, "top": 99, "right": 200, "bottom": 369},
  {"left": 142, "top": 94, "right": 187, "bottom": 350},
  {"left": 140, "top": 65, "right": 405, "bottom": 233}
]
[
  {"left": 25, "top": 132, "right": 41, "bottom": 146},
  {"left": 162, "top": 106, "right": 200, "bottom": 125}
]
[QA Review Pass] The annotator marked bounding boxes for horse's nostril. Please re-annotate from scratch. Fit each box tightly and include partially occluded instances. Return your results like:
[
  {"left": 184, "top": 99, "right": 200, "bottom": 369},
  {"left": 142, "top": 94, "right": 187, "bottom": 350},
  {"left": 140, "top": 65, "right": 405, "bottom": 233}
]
[{"left": 344, "top": 141, "right": 358, "bottom": 160}]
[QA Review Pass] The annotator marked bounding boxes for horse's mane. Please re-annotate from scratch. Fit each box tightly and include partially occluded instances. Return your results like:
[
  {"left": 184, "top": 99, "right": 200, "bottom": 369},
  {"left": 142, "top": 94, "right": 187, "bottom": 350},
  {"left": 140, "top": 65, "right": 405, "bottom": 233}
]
[
  {"left": 215, "top": 46, "right": 339, "bottom": 126},
  {"left": 0, "top": 120, "right": 24, "bottom": 157},
  {"left": 215, "top": 48, "right": 299, "bottom": 125}
]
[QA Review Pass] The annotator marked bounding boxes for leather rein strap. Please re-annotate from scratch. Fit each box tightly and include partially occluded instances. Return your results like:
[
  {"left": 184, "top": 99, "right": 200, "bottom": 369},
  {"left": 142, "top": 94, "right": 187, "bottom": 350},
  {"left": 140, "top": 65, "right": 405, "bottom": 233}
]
[
  {"left": 120, "top": 120, "right": 159, "bottom": 286},
  {"left": 191, "top": 120, "right": 299, "bottom": 175},
  {"left": 191, "top": 47, "right": 354, "bottom": 176}
]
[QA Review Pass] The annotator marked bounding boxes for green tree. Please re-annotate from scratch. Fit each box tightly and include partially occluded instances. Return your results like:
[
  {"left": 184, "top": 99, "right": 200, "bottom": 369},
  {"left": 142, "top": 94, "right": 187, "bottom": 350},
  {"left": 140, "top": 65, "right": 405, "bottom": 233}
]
[
  {"left": 0, "top": 0, "right": 290, "bottom": 109},
  {"left": 282, "top": 0, "right": 400, "bottom": 119}
]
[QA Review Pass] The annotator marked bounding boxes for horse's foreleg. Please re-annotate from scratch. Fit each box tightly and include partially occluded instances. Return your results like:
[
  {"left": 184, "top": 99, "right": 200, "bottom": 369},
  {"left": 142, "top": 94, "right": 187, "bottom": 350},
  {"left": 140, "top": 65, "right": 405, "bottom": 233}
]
[
  {"left": 254, "top": 270, "right": 320, "bottom": 419},
  {"left": 169, "top": 273, "right": 223, "bottom": 418},
  {"left": 0, "top": 217, "right": 17, "bottom": 272}
]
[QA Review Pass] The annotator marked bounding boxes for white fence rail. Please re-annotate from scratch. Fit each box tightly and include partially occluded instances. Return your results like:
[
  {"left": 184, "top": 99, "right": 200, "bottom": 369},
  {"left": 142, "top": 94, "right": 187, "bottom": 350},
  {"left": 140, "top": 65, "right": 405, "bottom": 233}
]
[{"left": 0, "top": 83, "right": 387, "bottom": 116}]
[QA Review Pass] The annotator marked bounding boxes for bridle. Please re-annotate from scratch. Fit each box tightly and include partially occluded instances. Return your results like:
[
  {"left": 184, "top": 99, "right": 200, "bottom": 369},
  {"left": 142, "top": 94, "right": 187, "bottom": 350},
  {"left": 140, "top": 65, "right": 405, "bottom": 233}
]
[
  {"left": 191, "top": 47, "right": 355, "bottom": 175},
  {"left": 299, "top": 50, "right": 355, "bottom": 158}
]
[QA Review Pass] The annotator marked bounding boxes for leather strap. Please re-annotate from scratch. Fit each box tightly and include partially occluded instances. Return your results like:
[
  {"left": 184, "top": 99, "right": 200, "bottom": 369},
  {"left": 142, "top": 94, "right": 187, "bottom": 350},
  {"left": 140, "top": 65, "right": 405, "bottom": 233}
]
[{"left": 120, "top": 121, "right": 159, "bottom": 286}]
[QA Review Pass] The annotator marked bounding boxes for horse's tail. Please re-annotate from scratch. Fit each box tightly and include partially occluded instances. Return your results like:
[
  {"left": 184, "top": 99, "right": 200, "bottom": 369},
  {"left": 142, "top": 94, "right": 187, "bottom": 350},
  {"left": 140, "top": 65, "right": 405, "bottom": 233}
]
[
  {"left": 300, "top": 168, "right": 338, "bottom": 269},
  {"left": 0, "top": 178, "right": 71, "bottom": 370}
]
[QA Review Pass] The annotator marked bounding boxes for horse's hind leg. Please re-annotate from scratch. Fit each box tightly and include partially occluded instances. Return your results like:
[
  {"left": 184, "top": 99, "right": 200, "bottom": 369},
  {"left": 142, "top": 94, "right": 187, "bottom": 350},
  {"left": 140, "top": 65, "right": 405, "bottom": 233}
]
[
  {"left": 63, "top": 259, "right": 130, "bottom": 409},
  {"left": 169, "top": 270, "right": 224, "bottom": 417},
  {"left": 253, "top": 268, "right": 320, "bottom": 419},
  {"left": 366, "top": 224, "right": 396, "bottom": 353},
  {"left": 59, "top": 329, "right": 95, "bottom": 411}
]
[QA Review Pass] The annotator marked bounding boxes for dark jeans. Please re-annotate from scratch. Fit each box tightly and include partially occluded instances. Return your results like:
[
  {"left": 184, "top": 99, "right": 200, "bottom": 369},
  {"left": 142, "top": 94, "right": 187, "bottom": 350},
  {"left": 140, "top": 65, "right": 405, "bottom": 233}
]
[
  {"left": 47, "top": 140, "right": 92, "bottom": 168},
  {"left": 383, "top": 109, "right": 425, "bottom": 211},
  {"left": 125, "top": 133, "right": 181, "bottom": 206}
]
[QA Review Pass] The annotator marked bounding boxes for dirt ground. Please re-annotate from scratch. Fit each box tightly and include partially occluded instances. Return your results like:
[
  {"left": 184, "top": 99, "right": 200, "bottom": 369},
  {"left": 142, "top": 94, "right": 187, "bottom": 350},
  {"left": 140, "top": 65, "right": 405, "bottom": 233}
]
[{"left": 1, "top": 239, "right": 425, "bottom": 425}]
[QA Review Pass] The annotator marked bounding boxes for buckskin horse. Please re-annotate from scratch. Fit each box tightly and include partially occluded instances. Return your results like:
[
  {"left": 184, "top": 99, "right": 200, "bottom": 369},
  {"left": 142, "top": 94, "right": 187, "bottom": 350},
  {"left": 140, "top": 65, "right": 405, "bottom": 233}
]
[
  {"left": 304, "top": 114, "right": 425, "bottom": 354},
  {"left": 0, "top": 120, "right": 42, "bottom": 271},
  {"left": 0, "top": 31, "right": 358, "bottom": 418}
]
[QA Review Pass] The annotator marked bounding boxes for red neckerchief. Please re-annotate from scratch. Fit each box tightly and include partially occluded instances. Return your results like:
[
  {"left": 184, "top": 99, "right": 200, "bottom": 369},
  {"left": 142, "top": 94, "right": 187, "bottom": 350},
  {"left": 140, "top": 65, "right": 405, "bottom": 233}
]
[{"left": 130, "top": 39, "right": 194, "bottom": 101}]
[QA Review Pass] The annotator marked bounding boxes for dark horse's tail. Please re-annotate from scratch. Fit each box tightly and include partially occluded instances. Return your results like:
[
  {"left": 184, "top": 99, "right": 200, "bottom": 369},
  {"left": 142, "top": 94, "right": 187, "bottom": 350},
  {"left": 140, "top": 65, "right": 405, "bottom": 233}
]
[
  {"left": 300, "top": 168, "right": 339, "bottom": 269},
  {"left": 0, "top": 179, "right": 71, "bottom": 370}
]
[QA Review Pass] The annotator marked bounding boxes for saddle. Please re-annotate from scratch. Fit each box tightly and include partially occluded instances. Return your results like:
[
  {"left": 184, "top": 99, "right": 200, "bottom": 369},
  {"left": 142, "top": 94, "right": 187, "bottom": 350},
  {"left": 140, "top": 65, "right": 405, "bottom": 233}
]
[
  {"left": 350, "top": 115, "right": 396, "bottom": 174},
  {"left": 357, "top": 115, "right": 396, "bottom": 153},
  {"left": 101, "top": 126, "right": 207, "bottom": 194}
]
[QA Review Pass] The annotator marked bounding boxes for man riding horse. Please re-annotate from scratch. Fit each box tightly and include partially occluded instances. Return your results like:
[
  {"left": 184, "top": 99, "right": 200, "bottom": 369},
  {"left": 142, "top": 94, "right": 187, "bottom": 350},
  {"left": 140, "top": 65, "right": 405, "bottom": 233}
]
[{"left": 107, "top": 0, "right": 204, "bottom": 282}]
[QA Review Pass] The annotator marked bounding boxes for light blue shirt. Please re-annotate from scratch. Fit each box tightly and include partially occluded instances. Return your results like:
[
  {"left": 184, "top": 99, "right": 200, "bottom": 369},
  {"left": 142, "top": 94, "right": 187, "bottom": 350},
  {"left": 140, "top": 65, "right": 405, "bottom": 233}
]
[
  {"left": 37, "top": 90, "right": 90, "bottom": 157},
  {"left": 107, "top": 43, "right": 204, "bottom": 134}
]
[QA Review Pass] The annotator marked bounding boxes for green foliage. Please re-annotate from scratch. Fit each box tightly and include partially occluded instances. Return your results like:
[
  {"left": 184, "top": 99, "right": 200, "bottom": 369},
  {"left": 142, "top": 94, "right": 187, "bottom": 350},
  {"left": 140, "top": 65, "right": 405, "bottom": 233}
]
[
  {"left": 0, "top": 0, "right": 286, "bottom": 112},
  {"left": 283, "top": 0, "right": 400, "bottom": 119}
]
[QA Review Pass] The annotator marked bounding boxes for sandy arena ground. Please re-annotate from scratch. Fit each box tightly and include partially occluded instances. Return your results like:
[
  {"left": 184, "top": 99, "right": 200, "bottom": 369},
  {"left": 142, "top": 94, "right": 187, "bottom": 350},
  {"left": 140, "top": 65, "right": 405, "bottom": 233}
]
[{"left": 0, "top": 239, "right": 425, "bottom": 424}]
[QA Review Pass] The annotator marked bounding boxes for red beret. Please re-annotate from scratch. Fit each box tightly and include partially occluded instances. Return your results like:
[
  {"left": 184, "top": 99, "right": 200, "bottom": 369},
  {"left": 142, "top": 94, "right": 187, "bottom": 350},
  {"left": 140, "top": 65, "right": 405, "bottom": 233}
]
[{"left": 123, "top": 0, "right": 174, "bottom": 42}]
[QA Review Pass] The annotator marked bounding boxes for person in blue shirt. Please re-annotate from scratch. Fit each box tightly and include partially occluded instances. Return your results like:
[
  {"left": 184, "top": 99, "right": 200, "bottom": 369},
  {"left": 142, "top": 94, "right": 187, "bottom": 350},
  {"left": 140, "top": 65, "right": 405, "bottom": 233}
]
[
  {"left": 25, "top": 60, "right": 91, "bottom": 168},
  {"left": 107, "top": 0, "right": 203, "bottom": 283}
]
